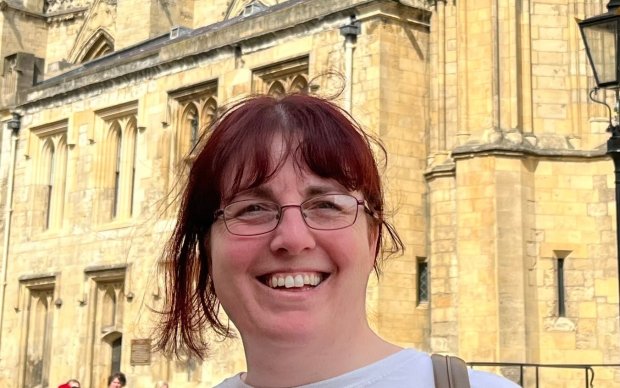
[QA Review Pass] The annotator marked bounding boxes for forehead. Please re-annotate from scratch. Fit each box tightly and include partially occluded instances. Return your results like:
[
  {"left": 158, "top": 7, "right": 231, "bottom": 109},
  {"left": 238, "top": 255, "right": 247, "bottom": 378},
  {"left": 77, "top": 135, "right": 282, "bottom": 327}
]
[
  {"left": 219, "top": 134, "right": 295, "bottom": 196},
  {"left": 225, "top": 154, "right": 351, "bottom": 199},
  {"left": 208, "top": 110, "right": 371, "bottom": 205}
]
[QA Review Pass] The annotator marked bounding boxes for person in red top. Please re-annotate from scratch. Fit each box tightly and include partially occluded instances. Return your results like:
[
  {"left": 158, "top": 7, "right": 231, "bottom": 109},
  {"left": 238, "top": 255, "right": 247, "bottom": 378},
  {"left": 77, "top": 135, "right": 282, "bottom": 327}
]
[{"left": 58, "top": 379, "right": 80, "bottom": 388}]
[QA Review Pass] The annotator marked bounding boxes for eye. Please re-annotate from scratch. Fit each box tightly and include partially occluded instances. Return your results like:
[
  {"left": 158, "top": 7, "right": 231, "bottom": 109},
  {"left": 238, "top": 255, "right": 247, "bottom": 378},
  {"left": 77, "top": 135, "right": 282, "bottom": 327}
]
[
  {"left": 304, "top": 195, "right": 350, "bottom": 213},
  {"left": 242, "top": 203, "right": 269, "bottom": 213},
  {"left": 311, "top": 199, "right": 341, "bottom": 210},
  {"left": 227, "top": 201, "right": 277, "bottom": 220}
]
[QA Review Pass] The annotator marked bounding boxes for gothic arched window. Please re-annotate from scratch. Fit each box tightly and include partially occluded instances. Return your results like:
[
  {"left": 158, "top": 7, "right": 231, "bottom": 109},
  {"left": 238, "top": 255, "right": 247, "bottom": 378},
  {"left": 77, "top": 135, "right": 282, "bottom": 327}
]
[
  {"left": 41, "top": 139, "right": 55, "bottom": 230},
  {"left": 109, "top": 123, "right": 122, "bottom": 219}
]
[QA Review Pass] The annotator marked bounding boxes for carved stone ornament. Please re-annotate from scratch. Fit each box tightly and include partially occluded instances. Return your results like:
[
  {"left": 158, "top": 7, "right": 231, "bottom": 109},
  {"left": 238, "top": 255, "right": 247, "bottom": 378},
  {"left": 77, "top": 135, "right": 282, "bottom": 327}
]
[{"left": 44, "top": 0, "right": 96, "bottom": 13}]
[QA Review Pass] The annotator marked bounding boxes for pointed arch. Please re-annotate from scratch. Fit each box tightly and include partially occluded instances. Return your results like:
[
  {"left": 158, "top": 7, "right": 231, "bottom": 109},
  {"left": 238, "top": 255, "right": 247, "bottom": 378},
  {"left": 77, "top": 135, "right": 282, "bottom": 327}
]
[
  {"left": 101, "top": 331, "right": 123, "bottom": 377},
  {"left": 181, "top": 103, "right": 199, "bottom": 155},
  {"left": 53, "top": 135, "right": 68, "bottom": 229},
  {"left": 95, "top": 102, "right": 139, "bottom": 223},
  {"left": 33, "top": 297, "right": 48, "bottom": 358},
  {"left": 41, "top": 139, "right": 55, "bottom": 230},
  {"left": 125, "top": 116, "right": 138, "bottom": 216},
  {"left": 30, "top": 120, "right": 68, "bottom": 232},
  {"left": 40, "top": 139, "right": 55, "bottom": 184},
  {"left": 168, "top": 81, "right": 218, "bottom": 166},
  {"left": 201, "top": 97, "right": 217, "bottom": 129},
  {"left": 108, "top": 122, "right": 122, "bottom": 219},
  {"left": 102, "top": 287, "right": 116, "bottom": 328},
  {"left": 25, "top": 289, "right": 53, "bottom": 388},
  {"left": 86, "top": 270, "right": 126, "bottom": 387},
  {"left": 268, "top": 80, "right": 286, "bottom": 98},
  {"left": 290, "top": 75, "right": 308, "bottom": 93},
  {"left": 75, "top": 28, "right": 115, "bottom": 64},
  {"left": 67, "top": 0, "right": 117, "bottom": 63},
  {"left": 252, "top": 56, "right": 309, "bottom": 94}
]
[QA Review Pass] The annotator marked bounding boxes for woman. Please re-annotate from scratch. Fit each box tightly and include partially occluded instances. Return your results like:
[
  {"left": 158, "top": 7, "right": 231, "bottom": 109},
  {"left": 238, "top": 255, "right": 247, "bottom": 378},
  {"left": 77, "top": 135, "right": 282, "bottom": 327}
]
[
  {"left": 157, "top": 94, "right": 518, "bottom": 387},
  {"left": 108, "top": 372, "right": 126, "bottom": 388}
]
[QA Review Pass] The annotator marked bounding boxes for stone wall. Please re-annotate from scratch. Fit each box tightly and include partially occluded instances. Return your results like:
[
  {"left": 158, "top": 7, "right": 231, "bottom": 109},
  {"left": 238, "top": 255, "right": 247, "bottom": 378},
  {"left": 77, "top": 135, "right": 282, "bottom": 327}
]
[
  {"left": 0, "top": 1, "right": 438, "bottom": 386},
  {"left": 0, "top": 0, "right": 619, "bottom": 387},
  {"left": 426, "top": 1, "right": 620, "bottom": 386}
]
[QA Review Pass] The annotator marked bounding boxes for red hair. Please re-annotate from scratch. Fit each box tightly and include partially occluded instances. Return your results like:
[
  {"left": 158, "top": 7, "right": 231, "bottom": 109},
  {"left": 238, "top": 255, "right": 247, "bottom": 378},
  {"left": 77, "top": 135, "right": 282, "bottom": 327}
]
[{"left": 156, "top": 94, "right": 403, "bottom": 358}]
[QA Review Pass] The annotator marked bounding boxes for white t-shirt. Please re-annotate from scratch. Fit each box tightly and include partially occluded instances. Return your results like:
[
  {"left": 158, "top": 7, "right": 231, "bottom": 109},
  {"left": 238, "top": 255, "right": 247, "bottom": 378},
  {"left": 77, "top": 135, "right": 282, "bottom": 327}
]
[{"left": 214, "top": 349, "right": 520, "bottom": 387}]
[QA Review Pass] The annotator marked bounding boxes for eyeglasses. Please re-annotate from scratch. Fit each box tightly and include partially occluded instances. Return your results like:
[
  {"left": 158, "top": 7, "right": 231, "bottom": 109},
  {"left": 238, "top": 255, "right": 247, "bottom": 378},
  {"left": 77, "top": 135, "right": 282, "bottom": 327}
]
[{"left": 214, "top": 194, "right": 375, "bottom": 236}]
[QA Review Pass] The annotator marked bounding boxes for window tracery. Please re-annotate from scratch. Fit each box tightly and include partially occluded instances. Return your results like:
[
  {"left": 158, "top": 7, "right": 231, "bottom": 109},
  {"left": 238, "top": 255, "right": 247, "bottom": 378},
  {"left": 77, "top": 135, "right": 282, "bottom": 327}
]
[
  {"left": 168, "top": 81, "right": 218, "bottom": 162},
  {"left": 252, "top": 56, "right": 309, "bottom": 96},
  {"left": 83, "top": 266, "right": 126, "bottom": 387},
  {"left": 78, "top": 30, "right": 114, "bottom": 63},
  {"left": 25, "top": 289, "right": 53, "bottom": 387},
  {"left": 95, "top": 102, "right": 138, "bottom": 222},
  {"left": 29, "top": 120, "right": 69, "bottom": 232},
  {"left": 17, "top": 275, "right": 56, "bottom": 388}
]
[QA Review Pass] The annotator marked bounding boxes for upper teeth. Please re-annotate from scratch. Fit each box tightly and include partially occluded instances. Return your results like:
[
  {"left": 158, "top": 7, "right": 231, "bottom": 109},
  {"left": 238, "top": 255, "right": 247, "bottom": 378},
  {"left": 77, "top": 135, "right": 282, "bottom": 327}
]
[{"left": 268, "top": 273, "right": 323, "bottom": 288}]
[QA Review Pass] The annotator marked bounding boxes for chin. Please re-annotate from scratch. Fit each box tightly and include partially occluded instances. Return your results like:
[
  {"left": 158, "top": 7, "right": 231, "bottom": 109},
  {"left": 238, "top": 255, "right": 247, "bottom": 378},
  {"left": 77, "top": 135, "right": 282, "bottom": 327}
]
[{"left": 242, "top": 314, "right": 326, "bottom": 343}]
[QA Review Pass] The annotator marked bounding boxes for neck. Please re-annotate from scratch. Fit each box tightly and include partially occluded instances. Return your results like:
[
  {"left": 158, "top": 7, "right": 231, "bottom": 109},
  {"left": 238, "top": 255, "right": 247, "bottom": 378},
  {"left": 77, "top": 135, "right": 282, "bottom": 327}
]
[{"left": 240, "top": 322, "right": 401, "bottom": 388}]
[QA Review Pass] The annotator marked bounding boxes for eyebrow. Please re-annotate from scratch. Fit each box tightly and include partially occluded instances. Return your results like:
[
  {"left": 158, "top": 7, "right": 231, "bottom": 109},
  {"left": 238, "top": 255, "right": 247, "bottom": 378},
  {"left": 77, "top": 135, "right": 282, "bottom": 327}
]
[
  {"left": 234, "top": 186, "right": 275, "bottom": 201},
  {"left": 230, "top": 184, "right": 345, "bottom": 202},
  {"left": 305, "top": 185, "right": 341, "bottom": 196}
]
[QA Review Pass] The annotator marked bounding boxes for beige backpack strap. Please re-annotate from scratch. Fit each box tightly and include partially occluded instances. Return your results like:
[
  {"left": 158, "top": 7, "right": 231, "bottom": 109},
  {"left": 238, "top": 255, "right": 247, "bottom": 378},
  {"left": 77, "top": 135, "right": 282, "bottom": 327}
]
[{"left": 431, "top": 354, "right": 472, "bottom": 388}]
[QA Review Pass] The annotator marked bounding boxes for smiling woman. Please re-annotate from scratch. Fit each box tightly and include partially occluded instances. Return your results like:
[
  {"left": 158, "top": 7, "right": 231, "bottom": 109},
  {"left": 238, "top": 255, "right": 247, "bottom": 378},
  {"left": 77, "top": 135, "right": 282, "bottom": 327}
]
[{"left": 155, "top": 94, "right": 519, "bottom": 388}]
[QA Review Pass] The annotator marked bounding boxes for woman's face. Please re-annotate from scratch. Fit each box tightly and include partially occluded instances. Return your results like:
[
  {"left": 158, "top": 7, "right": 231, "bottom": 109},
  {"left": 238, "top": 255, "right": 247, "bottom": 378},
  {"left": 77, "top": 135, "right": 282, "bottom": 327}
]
[
  {"left": 108, "top": 378, "right": 122, "bottom": 388},
  {"left": 209, "top": 144, "right": 378, "bottom": 344}
]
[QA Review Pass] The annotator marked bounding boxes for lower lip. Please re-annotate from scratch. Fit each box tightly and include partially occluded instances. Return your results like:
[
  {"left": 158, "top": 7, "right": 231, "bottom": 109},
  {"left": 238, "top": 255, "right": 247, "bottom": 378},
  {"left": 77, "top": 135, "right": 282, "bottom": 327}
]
[
  {"left": 269, "top": 285, "right": 316, "bottom": 292},
  {"left": 262, "top": 285, "right": 321, "bottom": 304}
]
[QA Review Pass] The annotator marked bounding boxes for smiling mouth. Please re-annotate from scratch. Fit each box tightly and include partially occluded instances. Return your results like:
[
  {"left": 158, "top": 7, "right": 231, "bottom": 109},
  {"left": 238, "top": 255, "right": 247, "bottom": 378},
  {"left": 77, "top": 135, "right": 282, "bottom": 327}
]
[{"left": 259, "top": 272, "right": 327, "bottom": 289}]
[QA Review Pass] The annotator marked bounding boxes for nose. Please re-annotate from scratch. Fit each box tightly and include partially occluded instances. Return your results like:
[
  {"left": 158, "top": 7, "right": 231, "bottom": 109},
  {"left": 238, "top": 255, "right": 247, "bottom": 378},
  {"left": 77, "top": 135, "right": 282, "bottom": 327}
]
[{"left": 269, "top": 205, "right": 316, "bottom": 255}]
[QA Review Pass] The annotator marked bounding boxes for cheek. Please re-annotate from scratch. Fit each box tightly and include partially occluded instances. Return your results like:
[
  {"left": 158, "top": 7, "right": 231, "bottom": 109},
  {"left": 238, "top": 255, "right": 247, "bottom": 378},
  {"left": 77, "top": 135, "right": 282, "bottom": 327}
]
[
  {"left": 328, "top": 222, "right": 376, "bottom": 273},
  {"left": 209, "top": 235, "right": 240, "bottom": 310},
  {"left": 355, "top": 219, "right": 379, "bottom": 269},
  {"left": 208, "top": 227, "right": 235, "bottom": 291},
  {"left": 209, "top": 226, "right": 262, "bottom": 278}
]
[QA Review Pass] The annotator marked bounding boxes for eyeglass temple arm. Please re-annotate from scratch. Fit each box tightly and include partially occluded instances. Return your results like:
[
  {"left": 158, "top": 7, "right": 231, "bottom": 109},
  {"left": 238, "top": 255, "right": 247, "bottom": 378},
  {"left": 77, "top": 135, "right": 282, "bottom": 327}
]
[{"left": 360, "top": 199, "right": 380, "bottom": 219}]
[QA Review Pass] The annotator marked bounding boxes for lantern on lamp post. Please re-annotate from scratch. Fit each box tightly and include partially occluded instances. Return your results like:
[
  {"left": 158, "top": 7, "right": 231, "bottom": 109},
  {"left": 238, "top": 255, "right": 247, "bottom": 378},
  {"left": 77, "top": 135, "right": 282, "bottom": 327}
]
[
  {"left": 578, "top": 1, "right": 620, "bottom": 88},
  {"left": 577, "top": 0, "right": 620, "bottom": 317}
]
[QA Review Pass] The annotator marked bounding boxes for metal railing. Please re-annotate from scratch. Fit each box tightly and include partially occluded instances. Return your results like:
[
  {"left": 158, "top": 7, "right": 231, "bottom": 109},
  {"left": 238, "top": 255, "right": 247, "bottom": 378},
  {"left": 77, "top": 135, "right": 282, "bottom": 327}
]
[{"left": 468, "top": 362, "right": 620, "bottom": 387}]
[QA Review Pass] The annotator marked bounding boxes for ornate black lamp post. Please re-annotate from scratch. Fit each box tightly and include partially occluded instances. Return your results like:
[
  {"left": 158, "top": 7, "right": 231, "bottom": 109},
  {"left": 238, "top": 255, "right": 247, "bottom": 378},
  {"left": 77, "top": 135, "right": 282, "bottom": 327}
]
[{"left": 577, "top": 0, "right": 620, "bottom": 316}]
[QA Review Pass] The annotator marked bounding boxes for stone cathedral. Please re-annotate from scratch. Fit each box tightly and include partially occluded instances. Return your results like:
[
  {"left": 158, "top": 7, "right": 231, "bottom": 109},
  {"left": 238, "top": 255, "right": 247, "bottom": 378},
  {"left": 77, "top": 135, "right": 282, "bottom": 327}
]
[{"left": 0, "top": 0, "right": 618, "bottom": 387}]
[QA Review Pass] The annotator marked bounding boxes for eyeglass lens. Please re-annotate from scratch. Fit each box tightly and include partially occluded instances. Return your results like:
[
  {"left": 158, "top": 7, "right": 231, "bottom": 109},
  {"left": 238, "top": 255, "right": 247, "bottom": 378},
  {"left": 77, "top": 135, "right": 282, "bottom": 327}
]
[{"left": 222, "top": 194, "right": 362, "bottom": 236}]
